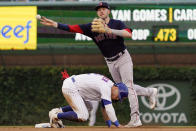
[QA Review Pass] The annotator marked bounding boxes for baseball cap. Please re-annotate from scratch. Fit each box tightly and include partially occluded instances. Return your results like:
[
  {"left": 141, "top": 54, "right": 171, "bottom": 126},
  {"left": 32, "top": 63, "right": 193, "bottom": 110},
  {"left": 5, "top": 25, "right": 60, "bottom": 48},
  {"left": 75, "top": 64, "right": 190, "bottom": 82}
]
[
  {"left": 114, "top": 82, "right": 128, "bottom": 102},
  {"left": 95, "top": 2, "right": 110, "bottom": 11}
]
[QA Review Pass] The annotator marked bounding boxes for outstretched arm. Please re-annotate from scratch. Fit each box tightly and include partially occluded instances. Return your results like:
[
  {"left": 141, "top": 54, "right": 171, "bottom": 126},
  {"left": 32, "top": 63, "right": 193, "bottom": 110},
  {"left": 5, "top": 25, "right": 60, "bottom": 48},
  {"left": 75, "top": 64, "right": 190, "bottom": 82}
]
[
  {"left": 101, "top": 99, "right": 122, "bottom": 128},
  {"left": 101, "top": 107, "right": 112, "bottom": 128},
  {"left": 39, "top": 16, "right": 83, "bottom": 33},
  {"left": 91, "top": 18, "right": 132, "bottom": 38},
  {"left": 101, "top": 107, "right": 110, "bottom": 121}
]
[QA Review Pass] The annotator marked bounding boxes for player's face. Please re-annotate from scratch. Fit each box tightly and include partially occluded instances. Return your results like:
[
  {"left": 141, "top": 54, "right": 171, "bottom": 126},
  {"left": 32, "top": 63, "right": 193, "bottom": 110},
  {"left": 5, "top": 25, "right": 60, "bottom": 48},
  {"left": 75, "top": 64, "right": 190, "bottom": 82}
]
[
  {"left": 111, "top": 86, "right": 119, "bottom": 100},
  {"left": 97, "top": 7, "right": 110, "bottom": 19}
]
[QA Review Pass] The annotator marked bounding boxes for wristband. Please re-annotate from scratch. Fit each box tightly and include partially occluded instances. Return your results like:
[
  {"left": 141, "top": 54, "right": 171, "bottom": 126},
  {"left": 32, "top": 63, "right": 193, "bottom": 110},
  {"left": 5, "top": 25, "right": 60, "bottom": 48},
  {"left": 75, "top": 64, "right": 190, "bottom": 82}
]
[
  {"left": 113, "top": 120, "right": 120, "bottom": 127},
  {"left": 58, "top": 23, "right": 69, "bottom": 31},
  {"left": 105, "top": 120, "right": 112, "bottom": 127}
]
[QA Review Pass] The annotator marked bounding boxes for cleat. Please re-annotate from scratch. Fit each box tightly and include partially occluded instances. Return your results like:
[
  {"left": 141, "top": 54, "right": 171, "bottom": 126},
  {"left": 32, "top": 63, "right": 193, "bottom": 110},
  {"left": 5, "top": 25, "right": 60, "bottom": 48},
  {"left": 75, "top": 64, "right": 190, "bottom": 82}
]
[
  {"left": 88, "top": 121, "right": 95, "bottom": 126},
  {"left": 50, "top": 119, "right": 64, "bottom": 128},
  {"left": 49, "top": 108, "right": 64, "bottom": 128},
  {"left": 125, "top": 113, "right": 142, "bottom": 128},
  {"left": 56, "top": 120, "right": 65, "bottom": 128},
  {"left": 149, "top": 88, "right": 158, "bottom": 109},
  {"left": 125, "top": 119, "right": 142, "bottom": 127}
]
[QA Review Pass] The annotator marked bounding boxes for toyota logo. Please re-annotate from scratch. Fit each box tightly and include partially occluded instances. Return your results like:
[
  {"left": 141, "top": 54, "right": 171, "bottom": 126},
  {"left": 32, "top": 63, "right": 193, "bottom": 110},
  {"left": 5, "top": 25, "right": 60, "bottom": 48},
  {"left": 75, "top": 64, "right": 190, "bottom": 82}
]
[{"left": 141, "top": 83, "right": 181, "bottom": 111}]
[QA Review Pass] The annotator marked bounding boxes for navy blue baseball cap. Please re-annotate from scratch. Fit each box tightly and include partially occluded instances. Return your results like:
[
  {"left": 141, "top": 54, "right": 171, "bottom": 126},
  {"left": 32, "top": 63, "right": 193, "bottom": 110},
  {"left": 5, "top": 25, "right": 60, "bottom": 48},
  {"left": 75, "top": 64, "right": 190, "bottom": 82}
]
[
  {"left": 114, "top": 82, "right": 128, "bottom": 102},
  {"left": 95, "top": 2, "right": 110, "bottom": 11}
]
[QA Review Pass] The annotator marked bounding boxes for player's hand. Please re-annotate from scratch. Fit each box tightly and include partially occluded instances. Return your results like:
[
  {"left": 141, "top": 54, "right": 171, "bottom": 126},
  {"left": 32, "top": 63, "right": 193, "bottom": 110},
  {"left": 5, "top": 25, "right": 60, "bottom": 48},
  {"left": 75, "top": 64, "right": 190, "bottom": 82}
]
[
  {"left": 40, "top": 16, "right": 58, "bottom": 28},
  {"left": 91, "top": 18, "right": 111, "bottom": 34}
]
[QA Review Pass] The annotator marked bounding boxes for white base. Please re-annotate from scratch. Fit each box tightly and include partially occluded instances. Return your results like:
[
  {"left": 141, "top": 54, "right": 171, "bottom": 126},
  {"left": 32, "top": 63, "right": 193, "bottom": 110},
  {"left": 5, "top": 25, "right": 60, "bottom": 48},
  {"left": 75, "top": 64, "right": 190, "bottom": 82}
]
[{"left": 35, "top": 123, "right": 51, "bottom": 128}]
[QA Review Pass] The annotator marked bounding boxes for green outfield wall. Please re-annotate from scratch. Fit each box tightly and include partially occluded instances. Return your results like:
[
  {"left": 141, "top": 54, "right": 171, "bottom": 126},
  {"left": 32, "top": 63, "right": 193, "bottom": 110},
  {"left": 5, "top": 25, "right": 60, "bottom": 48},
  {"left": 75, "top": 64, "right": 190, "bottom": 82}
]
[
  {"left": 0, "top": 66, "right": 196, "bottom": 126},
  {"left": 0, "top": 1, "right": 196, "bottom": 61}
]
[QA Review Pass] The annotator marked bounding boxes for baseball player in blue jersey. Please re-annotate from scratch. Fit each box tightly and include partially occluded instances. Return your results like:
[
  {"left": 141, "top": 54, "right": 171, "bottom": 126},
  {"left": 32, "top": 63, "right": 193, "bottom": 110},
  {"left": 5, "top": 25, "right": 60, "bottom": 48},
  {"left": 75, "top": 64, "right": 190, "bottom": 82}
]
[
  {"left": 49, "top": 73, "right": 128, "bottom": 128},
  {"left": 39, "top": 2, "right": 158, "bottom": 127}
]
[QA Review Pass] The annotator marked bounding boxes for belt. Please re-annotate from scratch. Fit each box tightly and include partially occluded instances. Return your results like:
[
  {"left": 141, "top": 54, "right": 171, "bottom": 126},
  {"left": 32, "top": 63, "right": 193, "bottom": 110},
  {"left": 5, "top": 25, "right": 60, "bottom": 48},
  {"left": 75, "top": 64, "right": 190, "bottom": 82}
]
[
  {"left": 106, "top": 50, "right": 125, "bottom": 62},
  {"left": 71, "top": 77, "right": 75, "bottom": 83}
]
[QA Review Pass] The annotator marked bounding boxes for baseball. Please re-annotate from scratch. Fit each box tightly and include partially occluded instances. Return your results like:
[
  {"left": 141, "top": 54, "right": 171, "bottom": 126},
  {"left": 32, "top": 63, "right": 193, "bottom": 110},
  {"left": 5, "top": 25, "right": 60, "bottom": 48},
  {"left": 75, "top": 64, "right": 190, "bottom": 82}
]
[{"left": 36, "top": 14, "right": 41, "bottom": 20}]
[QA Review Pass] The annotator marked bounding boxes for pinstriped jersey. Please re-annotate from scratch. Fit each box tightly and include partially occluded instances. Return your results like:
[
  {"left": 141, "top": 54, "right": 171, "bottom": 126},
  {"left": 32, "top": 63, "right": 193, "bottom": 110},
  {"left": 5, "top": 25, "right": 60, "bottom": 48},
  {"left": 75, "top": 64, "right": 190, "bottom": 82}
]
[{"left": 70, "top": 73, "right": 114, "bottom": 102}]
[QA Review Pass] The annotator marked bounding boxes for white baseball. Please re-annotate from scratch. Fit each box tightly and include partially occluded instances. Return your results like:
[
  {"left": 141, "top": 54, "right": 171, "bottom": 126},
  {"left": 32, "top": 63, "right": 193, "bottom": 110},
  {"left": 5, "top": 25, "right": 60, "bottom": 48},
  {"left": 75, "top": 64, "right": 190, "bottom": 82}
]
[{"left": 36, "top": 14, "right": 41, "bottom": 20}]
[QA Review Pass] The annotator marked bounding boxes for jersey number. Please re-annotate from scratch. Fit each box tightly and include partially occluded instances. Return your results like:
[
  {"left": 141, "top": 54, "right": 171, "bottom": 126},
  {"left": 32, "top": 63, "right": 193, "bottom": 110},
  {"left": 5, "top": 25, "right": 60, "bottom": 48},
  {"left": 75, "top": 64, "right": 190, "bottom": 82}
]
[{"left": 102, "top": 76, "right": 109, "bottom": 82}]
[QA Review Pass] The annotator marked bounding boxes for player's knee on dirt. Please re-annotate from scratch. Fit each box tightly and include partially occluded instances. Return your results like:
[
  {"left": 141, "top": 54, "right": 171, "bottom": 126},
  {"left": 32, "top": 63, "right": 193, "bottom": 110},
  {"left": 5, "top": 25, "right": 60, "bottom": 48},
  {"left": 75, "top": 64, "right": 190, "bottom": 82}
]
[{"left": 77, "top": 110, "right": 89, "bottom": 122}]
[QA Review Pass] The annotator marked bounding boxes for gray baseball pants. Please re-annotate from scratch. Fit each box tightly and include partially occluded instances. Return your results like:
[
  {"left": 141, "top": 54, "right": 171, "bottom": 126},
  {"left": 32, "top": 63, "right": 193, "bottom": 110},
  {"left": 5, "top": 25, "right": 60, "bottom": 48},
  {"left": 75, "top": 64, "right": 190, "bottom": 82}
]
[{"left": 105, "top": 49, "right": 139, "bottom": 118}]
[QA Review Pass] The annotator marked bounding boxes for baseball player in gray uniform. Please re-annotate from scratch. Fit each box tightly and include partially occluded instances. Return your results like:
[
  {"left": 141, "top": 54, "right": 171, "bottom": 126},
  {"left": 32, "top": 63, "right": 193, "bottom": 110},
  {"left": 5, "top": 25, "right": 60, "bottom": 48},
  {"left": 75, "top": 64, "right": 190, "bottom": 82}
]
[
  {"left": 49, "top": 73, "right": 129, "bottom": 128},
  {"left": 39, "top": 2, "right": 158, "bottom": 127}
]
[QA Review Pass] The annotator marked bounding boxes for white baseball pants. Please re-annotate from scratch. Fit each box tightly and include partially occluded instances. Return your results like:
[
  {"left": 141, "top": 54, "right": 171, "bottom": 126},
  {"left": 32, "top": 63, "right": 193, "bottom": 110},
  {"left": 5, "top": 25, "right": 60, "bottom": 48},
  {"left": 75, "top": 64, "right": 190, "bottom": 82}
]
[{"left": 62, "top": 78, "right": 89, "bottom": 121}]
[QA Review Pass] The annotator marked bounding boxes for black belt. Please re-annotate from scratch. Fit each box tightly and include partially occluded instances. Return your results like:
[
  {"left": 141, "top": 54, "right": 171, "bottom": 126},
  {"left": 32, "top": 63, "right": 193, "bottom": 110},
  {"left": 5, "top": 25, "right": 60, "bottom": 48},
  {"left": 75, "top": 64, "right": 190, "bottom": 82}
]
[{"left": 106, "top": 50, "right": 125, "bottom": 62}]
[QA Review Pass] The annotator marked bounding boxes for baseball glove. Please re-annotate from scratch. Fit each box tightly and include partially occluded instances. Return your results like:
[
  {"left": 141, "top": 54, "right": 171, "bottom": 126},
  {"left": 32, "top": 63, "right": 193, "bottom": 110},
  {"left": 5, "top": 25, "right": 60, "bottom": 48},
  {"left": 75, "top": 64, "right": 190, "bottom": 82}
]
[{"left": 91, "top": 18, "right": 111, "bottom": 33}]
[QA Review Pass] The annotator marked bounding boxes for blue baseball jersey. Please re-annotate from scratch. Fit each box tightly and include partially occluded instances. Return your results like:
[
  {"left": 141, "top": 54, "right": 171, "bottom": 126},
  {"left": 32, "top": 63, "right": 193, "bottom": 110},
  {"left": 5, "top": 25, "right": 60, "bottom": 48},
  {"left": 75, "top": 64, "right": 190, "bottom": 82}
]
[
  {"left": 58, "top": 19, "right": 131, "bottom": 58},
  {"left": 79, "top": 19, "right": 127, "bottom": 57}
]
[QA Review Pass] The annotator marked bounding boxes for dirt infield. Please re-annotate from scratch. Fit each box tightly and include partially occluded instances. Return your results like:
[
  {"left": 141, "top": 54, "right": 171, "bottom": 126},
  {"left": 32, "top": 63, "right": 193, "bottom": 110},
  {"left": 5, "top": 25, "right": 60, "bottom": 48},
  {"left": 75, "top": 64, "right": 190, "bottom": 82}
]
[{"left": 0, "top": 126, "right": 196, "bottom": 131}]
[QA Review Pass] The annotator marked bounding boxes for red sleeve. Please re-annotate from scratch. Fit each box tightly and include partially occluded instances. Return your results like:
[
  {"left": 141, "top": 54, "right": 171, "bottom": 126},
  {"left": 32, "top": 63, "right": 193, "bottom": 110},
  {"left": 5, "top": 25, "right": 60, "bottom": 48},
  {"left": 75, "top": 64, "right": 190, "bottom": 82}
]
[
  {"left": 124, "top": 28, "right": 132, "bottom": 35},
  {"left": 68, "top": 25, "right": 83, "bottom": 34}
]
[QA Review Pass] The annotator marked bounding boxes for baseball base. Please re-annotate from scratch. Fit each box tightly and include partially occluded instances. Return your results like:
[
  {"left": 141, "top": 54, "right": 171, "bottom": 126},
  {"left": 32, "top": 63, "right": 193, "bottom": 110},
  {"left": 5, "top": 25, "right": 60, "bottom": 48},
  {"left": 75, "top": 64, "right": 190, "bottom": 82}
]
[{"left": 35, "top": 123, "right": 51, "bottom": 128}]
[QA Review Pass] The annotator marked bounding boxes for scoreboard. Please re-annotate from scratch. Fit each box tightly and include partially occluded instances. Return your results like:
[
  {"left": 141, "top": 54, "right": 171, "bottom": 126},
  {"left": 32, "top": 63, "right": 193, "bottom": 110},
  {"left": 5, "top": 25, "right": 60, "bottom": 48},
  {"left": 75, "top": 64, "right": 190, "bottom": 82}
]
[
  {"left": 153, "top": 25, "right": 178, "bottom": 42},
  {"left": 112, "top": 5, "right": 196, "bottom": 42},
  {"left": 73, "top": 4, "right": 196, "bottom": 43},
  {"left": 35, "top": 3, "right": 196, "bottom": 44}
]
